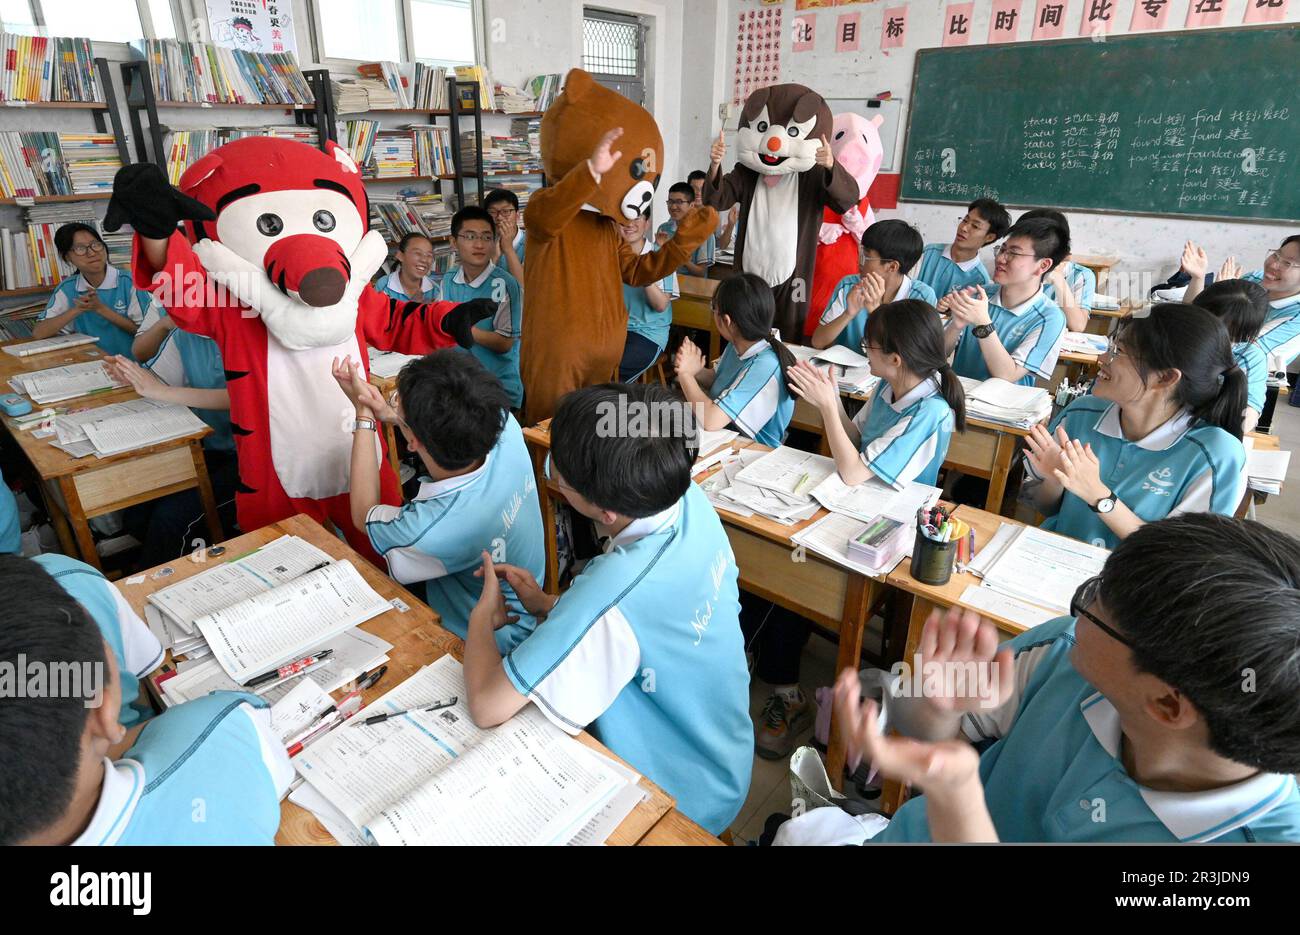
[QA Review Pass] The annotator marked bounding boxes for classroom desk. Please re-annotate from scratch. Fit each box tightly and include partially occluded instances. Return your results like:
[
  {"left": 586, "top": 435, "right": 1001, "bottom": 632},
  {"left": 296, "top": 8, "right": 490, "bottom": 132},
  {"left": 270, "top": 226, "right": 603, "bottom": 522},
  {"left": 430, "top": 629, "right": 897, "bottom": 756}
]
[
  {"left": 119, "top": 513, "right": 707, "bottom": 846},
  {"left": 638, "top": 808, "right": 727, "bottom": 846},
  {"left": 1240, "top": 431, "right": 1284, "bottom": 518},
  {"left": 364, "top": 368, "right": 405, "bottom": 478},
  {"left": 522, "top": 421, "right": 893, "bottom": 790},
  {"left": 1072, "top": 254, "right": 1120, "bottom": 293},
  {"left": 1052, "top": 349, "right": 1102, "bottom": 388},
  {"left": 674, "top": 275, "right": 721, "bottom": 360},
  {"left": 0, "top": 341, "right": 220, "bottom": 570}
]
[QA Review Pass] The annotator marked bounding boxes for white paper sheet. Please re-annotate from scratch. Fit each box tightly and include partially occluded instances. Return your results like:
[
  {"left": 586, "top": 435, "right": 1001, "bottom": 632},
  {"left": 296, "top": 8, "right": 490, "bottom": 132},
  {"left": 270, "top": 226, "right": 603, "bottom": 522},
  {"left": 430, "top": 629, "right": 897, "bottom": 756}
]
[
  {"left": 958, "top": 584, "right": 1057, "bottom": 630},
  {"left": 735, "top": 446, "right": 837, "bottom": 498},
  {"left": 810, "top": 472, "right": 940, "bottom": 524}
]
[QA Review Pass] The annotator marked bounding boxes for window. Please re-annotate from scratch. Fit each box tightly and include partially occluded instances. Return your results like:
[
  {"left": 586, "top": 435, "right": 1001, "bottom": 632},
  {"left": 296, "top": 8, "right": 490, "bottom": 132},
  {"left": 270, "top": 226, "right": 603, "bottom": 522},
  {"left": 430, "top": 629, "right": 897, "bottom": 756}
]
[
  {"left": 318, "top": 0, "right": 402, "bottom": 62},
  {"left": 411, "top": 0, "right": 475, "bottom": 65},
  {"left": 0, "top": 0, "right": 36, "bottom": 35},
  {"left": 0, "top": 0, "right": 177, "bottom": 41},
  {"left": 583, "top": 9, "right": 645, "bottom": 106}
]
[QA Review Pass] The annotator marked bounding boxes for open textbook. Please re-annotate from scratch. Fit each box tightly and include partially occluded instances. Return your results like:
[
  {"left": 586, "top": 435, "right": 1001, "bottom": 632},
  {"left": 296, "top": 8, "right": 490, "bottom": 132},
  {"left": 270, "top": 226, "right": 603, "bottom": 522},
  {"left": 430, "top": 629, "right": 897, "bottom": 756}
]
[
  {"left": 49, "top": 398, "right": 208, "bottom": 458},
  {"left": 966, "top": 523, "right": 1108, "bottom": 615},
  {"left": 9, "top": 360, "right": 125, "bottom": 404},
  {"left": 294, "top": 656, "right": 640, "bottom": 846},
  {"left": 366, "top": 347, "right": 422, "bottom": 379}
]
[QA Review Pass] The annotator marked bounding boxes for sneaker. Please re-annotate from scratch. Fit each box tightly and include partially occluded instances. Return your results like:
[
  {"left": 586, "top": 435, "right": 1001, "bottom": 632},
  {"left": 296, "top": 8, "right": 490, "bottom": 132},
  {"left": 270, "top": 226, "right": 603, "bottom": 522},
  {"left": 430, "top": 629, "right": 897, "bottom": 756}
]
[{"left": 755, "top": 688, "right": 812, "bottom": 761}]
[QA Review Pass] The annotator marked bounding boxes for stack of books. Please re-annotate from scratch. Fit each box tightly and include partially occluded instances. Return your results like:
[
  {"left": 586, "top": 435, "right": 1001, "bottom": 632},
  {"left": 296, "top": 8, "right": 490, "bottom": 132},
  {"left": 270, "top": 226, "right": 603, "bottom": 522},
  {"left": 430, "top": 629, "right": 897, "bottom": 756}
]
[
  {"left": 330, "top": 77, "right": 381, "bottom": 113},
  {"left": 410, "top": 125, "right": 452, "bottom": 177},
  {"left": 494, "top": 84, "right": 534, "bottom": 113},
  {"left": 57, "top": 134, "right": 122, "bottom": 195},
  {"left": 0, "top": 301, "right": 45, "bottom": 338},
  {"left": 958, "top": 377, "right": 1053, "bottom": 429},
  {"left": 356, "top": 62, "right": 408, "bottom": 108},
  {"left": 128, "top": 40, "right": 313, "bottom": 105},
  {"left": 0, "top": 34, "right": 102, "bottom": 103},
  {"left": 340, "top": 119, "right": 380, "bottom": 170},
  {"left": 525, "top": 74, "right": 562, "bottom": 111},
  {"left": 369, "top": 200, "right": 426, "bottom": 241},
  {"left": 162, "top": 126, "right": 317, "bottom": 185},
  {"left": 409, "top": 62, "right": 449, "bottom": 110},
  {"left": 453, "top": 65, "right": 494, "bottom": 111},
  {"left": 370, "top": 129, "right": 417, "bottom": 178},
  {"left": 406, "top": 193, "right": 454, "bottom": 239}
]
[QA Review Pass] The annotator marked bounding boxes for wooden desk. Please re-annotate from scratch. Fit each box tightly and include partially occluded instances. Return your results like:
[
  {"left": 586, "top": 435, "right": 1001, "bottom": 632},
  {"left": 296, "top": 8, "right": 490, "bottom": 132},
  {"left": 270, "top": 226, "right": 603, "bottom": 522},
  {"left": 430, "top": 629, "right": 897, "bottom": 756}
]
[
  {"left": 1053, "top": 349, "right": 1101, "bottom": 387},
  {"left": 638, "top": 808, "right": 727, "bottom": 846},
  {"left": 0, "top": 341, "right": 220, "bottom": 569},
  {"left": 1072, "top": 254, "right": 1120, "bottom": 292},
  {"left": 365, "top": 368, "right": 404, "bottom": 478},
  {"left": 674, "top": 275, "right": 721, "bottom": 361},
  {"left": 118, "top": 513, "right": 689, "bottom": 846},
  {"left": 1239, "top": 431, "right": 1284, "bottom": 518}
]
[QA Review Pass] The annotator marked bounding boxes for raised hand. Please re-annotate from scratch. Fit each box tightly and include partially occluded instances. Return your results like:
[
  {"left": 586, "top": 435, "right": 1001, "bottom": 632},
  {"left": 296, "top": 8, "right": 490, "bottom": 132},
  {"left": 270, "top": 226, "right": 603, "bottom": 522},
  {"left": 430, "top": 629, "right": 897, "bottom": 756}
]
[
  {"left": 787, "top": 360, "right": 840, "bottom": 412},
  {"left": 815, "top": 135, "right": 834, "bottom": 169},
  {"left": 674, "top": 337, "right": 707, "bottom": 379},
  {"left": 103, "top": 162, "right": 215, "bottom": 240},
  {"left": 589, "top": 127, "right": 624, "bottom": 178},
  {"left": 1218, "top": 256, "right": 1243, "bottom": 281},
  {"left": 914, "top": 606, "right": 1015, "bottom": 715},
  {"left": 1053, "top": 437, "right": 1108, "bottom": 506},
  {"left": 710, "top": 129, "right": 726, "bottom": 168},
  {"left": 1180, "top": 240, "right": 1208, "bottom": 278},
  {"left": 1025, "top": 423, "right": 1072, "bottom": 480}
]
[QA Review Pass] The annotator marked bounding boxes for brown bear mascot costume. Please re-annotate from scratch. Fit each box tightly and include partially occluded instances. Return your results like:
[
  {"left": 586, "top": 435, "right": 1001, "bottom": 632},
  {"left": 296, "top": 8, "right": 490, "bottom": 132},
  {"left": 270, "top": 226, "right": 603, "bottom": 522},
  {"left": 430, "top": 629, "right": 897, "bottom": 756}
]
[
  {"left": 520, "top": 68, "right": 717, "bottom": 424},
  {"left": 704, "top": 83, "right": 858, "bottom": 342}
]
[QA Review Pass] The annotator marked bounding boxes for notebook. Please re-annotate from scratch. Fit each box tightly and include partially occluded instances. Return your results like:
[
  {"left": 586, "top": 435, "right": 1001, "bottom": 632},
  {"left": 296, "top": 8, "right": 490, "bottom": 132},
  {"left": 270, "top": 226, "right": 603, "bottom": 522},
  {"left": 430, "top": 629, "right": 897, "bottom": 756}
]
[{"left": 2, "top": 333, "right": 99, "bottom": 357}]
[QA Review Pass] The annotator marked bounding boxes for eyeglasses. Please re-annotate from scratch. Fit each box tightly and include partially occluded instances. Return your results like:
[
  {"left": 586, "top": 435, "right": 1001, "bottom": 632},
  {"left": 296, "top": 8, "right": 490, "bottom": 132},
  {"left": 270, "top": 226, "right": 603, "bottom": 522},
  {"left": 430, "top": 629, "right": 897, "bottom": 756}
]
[
  {"left": 958, "top": 214, "right": 990, "bottom": 232},
  {"left": 1071, "top": 576, "right": 1133, "bottom": 648},
  {"left": 487, "top": 207, "right": 516, "bottom": 218},
  {"left": 1266, "top": 250, "right": 1300, "bottom": 271},
  {"left": 666, "top": 199, "right": 691, "bottom": 207},
  {"left": 456, "top": 232, "right": 496, "bottom": 243},
  {"left": 993, "top": 244, "right": 1036, "bottom": 260},
  {"left": 69, "top": 241, "right": 106, "bottom": 256},
  {"left": 1102, "top": 338, "right": 1128, "bottom": 362}
]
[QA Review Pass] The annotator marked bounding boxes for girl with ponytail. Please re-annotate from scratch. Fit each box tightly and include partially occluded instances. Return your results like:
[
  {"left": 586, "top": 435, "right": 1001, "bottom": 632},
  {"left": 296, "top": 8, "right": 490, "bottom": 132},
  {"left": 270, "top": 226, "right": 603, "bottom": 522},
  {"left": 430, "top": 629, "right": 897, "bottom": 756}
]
[
  {"left": 673, "top": 273, "right": 795, "bottom": 447},
  {"left": 788, "top": 299, "right": 965, "bottom": 489},
  {"left": 1023, "top": 302, "right": 1247, "bottom": 550}
]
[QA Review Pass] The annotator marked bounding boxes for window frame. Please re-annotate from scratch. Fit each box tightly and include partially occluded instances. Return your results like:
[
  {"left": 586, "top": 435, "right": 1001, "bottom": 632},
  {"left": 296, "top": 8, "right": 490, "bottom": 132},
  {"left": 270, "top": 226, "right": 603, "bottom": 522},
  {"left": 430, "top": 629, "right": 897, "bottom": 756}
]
[{"left": 309, "top": 0, "right": 483, "bottom": 72}]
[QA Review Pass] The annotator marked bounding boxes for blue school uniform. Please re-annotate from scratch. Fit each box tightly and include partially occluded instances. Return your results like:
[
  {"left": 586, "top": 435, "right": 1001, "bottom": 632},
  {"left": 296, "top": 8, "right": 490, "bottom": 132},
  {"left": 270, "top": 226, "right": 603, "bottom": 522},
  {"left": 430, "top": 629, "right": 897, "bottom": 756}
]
[
  {"left": 1042, "top": 261, "right": 1097, "bottom": 312},
  {"left": 1022, "top": 395, "right": 1246, "bottom": 550},
  {"left": 658, "top": 220, "right": 716, "bottom": 275},
  {"left": 852, "top": 377, "right": 954, "bottom": 489},
  {"left": 711, "top": 340, "right": 794, "bottom": 448},
  {"left": 951, "top": 285, "right": 1066, "bottom": 387},
  {"left": 440, "top": 263, "right": 524, "bottom": 407},
  {"left": 1245, "top": 271, "right": 1300, "bottom": 381},
  {"left": 504, "top": 484, "right": 752, "bottom": 834},
  {"left": 1233, "top": 341, "right": 1267, "bottom": 416},
  {"left": 33, "top": 553, "right": 164, "bottom": 727},
  {"left": 140, "top": 307, "right": 232, "bottom": 452},
  {"left": 819, "top": 274, "right": 938, "bottom": 353},
  {"left": 376, "top": 268, "right": 439, "bottom": 303},
  {"left": 72, "top": 692, "right": 294, "bottom": 845},
  {"left": 0, "top": 467, "right": 19, "bottom": 554},
  {"left": 878, "top": 617, "right": 1300, "bottom": 842},
  {"left": 915, "top": 243, "right": 991, "bottom": 299},
  {"left": 512, "top": 229, "right": 527, "bottom": 266},
  {"left": 365, "top": 415, "right": 544, "bottom": 653},
  {"left": 39, "top": 265, "right": 150, "bottom": 358},
  {"left": 623, "top": 239, "right": 679, "bottom": 354}
]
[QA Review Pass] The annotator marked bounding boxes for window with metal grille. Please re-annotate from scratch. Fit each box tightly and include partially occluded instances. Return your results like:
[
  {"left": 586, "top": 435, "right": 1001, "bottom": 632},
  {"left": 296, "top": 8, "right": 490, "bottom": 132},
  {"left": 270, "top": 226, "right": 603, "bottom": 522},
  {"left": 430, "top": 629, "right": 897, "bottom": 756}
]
[{"left": 582, "top": 12, "right": 640, "bottom": 78}]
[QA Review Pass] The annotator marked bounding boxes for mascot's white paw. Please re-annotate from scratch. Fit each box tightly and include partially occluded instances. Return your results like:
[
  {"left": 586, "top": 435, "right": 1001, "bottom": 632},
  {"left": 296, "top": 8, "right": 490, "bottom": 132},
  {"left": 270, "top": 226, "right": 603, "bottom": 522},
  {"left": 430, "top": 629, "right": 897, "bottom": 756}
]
[{"left": 818, "top": 222, "right": 845, "bottom": 245}]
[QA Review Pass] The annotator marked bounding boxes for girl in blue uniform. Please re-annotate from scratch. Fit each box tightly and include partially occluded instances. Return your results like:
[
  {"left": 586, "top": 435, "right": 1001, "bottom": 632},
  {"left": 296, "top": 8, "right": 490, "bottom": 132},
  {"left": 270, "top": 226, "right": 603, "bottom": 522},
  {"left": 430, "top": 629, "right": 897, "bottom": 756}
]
[
  {"left": 1190, "top": 278, "right": 1269, "bottom": 434},
  {"left": 791, "top": 299, "right": 966, "bottom": 490},
  {"left": 1023, "top": 303, "right": 1247, "bottom": 550},
  {"left": 674, "top": 273, "right": 795, "bottom": 448},
  {"left": 376, "top": 232, "right": 440, "bottom": 302},
  {"left": 32, "top": 224, "right": 147, "bottom": 357}
]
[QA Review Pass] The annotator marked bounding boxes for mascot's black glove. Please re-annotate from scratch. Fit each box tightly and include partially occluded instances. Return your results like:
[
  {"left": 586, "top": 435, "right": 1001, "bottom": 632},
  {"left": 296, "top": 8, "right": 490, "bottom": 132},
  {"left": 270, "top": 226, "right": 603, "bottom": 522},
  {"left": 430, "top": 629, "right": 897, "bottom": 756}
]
[
  {"left": 441, "top": 298, "right": 497, "bottom": 350},
  {"left": 103, "top": 163, "right": 216, "bottom": 239}
]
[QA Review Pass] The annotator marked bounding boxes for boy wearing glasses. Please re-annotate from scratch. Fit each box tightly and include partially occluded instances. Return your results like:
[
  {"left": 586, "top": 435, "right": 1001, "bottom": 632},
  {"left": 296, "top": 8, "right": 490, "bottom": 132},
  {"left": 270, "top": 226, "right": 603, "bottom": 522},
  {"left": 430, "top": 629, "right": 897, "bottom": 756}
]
[
  {"left": 485, "top": 188, "right": 525, "bottom": 283},
  {"left": 915, "top": 198, "right": 1011, "bottom": 301},
  {"left": 797, "top": 513, "right": 1300, "bottom": 843},
  {"left": 331, "top": 349, "right": 544, "bottom": 653},
  {"left": 441, "top": 206, "right": 525, "bottom": 409},
  {"left": 32, "top": 223, "right": 152, "bottom": 357},
  {"left": 939, "top": 217, "right": 1068, "bottom": 388},
  {"left": 657, "top": 182, "right": 716, "bottom": 277},
  {"left": 1243, "top": 236, "right": 1300, "bottom": 427}
]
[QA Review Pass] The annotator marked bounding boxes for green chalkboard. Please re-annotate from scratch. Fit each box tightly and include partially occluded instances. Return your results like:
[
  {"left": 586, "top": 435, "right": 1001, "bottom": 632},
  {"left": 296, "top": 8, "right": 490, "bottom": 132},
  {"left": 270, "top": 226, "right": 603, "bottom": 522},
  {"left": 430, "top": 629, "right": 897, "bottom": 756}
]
[{"left": 900, "top": 26, "right": 1299, "bottom": 222}]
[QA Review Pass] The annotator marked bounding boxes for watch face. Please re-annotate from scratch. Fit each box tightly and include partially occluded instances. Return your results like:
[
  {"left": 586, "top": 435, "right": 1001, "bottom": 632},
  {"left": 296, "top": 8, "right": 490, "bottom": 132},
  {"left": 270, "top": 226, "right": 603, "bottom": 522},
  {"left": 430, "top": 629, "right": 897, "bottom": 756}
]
[{"left": 1096, "top": 498, "right": 1116, "bottom": 514}]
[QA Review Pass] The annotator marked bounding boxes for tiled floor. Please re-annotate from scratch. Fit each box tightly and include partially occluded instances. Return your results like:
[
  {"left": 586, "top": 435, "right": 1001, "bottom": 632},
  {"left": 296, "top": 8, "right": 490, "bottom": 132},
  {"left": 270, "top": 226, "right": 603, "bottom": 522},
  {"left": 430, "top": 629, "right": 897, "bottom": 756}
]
[{"left": 726, "top": 401, "right": 1300, "bottom": 844}]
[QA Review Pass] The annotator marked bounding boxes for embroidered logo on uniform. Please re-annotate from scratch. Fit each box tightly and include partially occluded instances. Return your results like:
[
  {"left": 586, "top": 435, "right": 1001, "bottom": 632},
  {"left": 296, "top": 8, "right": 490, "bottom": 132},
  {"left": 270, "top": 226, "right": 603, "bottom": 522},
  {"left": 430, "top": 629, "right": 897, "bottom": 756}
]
[{"left": 1141, "top": 467, "right": 1174, "bottom": 496}]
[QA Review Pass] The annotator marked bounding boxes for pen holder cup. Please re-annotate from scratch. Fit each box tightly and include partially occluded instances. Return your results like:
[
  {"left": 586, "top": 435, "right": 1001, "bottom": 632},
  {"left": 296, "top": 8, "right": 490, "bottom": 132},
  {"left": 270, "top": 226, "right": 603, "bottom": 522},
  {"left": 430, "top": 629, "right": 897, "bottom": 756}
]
[{"left": 910, "top": 528, "right": 957, "bottom": 586}]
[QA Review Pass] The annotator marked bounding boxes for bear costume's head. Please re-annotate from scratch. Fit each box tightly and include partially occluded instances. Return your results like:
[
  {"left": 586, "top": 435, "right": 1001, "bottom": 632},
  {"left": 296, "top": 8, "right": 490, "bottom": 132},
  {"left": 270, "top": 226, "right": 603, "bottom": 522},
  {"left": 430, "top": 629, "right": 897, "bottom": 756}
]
[
  {"left": 540, "top": 68, "right": 664, "bottom": 221},
  {"left": 179, "top": 137, "right": 371, "bottom": 309},
  {"left": 737, "top": 83, "right": 833, "bottom": 179}
]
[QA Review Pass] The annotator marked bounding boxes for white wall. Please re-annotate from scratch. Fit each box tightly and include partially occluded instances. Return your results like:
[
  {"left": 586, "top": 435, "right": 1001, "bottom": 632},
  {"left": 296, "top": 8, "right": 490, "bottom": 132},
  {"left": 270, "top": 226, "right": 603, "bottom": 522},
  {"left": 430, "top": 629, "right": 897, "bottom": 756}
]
[{"left": 723, "top": 0, "right": 1300, "bottom": 287}]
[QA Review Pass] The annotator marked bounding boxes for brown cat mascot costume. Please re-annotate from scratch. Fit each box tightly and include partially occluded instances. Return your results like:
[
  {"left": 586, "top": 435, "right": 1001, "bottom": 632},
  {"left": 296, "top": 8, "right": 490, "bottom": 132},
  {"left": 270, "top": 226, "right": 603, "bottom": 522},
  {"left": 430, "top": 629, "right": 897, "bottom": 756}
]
[
  {"left": 521, "top": 68, "right": 717, "bottom": 423},
  {"left": 704, "top": 83, "right": 858, "bottom": 342}
]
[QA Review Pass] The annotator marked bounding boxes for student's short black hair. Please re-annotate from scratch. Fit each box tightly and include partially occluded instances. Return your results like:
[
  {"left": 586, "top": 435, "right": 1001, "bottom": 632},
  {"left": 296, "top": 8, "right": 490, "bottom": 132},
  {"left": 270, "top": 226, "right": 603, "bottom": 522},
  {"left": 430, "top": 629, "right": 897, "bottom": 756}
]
[
  {"left": 0, "top": 555, "right": 108, "bottom": 846},
  {"left": 53, "top": 222, "right": 105, "bottom": 260},
  {"left": 687, "top": 170, "right": 708, "bottom": 183},
  {"left": 1192, "top": 278, "right": 1269, "bottom": 345},
  {"left": 861, "top": 219, "right": 924, "bottom": 273},
  {"left": 396, "top": 350, "right": 509, "bottom": 471},
  {"left": 668, "top": 181, "right": 695, "bottom": 200},
  {"left": 396, "top": 231, "right": 433, "bottom": 253},
  {"left": 550, "top": 383, "right": 693, "bottom": 518},
  {"left": 1004, "top": 216, "right": 1070, "bottom": 273},
  {"left": 1282, "top": 234, "right": 1300, "bottom": 251},
  {"left": 967, "top": 198, "right": 1011, "bottom": 242},
  {"left": 1017, "top": 207, "right": 1070, "bottom": 236},
  {"left": 482, "top": 189, "right": 520, "bottom": 212},
  {"left": 1099, "top": 514, "right": 1300, "bottom": 774},
  {"left": 451, "top": 205, "right": 496, "bottom": 238}
]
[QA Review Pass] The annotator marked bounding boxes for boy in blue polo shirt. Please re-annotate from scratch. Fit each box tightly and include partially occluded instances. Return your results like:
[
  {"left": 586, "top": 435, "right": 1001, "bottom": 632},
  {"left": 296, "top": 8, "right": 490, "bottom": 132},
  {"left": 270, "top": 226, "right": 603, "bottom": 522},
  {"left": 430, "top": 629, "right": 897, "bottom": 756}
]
[
  {"left": 618, "top": 213, "right": 678, "bottom": 382},
  {"left": 32, "top": 223, "right": 150, "bottom": 358},
  {"left": 941, "top": 217, "right": 1068, "bottom": 388},
  {"left": 440, "top": 206, "right": 524, "bottom": 408},
  {"left": 334, "top": 349, "right": 544, "bottom": 653},
  {"left": 486, "top": 188, "right": 525, "bottom": 283},
  {"left": 462, "top": 383, "right": 753, "bottom": 835},
  {"left": 1240, "top": 236, "right": 1300, "bottom": 428},
  {"left": 812, "top": 219, "right": 937, "bottom": 353},
  {"left": 658, "top": 182, "right": 716, "bottom": 277},
  {"left": 0, "top": 468, "right": 20, "bottom": 554},
  {"left": 795, "top": 514, "right": 1300, "bottom": 843},
  {"left": 377, "top": 232, "right": 441, "bottom": 302},
  {"left": 914, "top": 198, "right": 1010, "bottom": 300},
  {"left": 1, "top": 554, "right": 293, "bottom": 845}
]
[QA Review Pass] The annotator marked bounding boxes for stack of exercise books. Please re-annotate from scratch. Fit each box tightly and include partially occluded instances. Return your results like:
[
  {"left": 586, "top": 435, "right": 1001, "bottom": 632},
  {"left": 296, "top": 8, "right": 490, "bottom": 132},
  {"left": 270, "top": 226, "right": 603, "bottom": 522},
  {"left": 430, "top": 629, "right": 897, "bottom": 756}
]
[
  {"left": 355, "top": 61, "right": 409, "bottom": 108},
  {"left": 407, "top": 192, "right": 454, "bottom": 239},
  {"left": 959, "top": 376, "right": 1053, "bottom": 429},
  {"left": 331, "top": 77, "right": 387, "bottom": 113},
  {"left": 494, "top": 83, "right": 535, "bottom": 113},
  {"left": 370, "top": 129, "right": 417, "bottom": 178},
  {"left": 162, "top": 125, "right": 317, "bottom": 185},
  {"left": 58, "top": 134, "right": 122, "bottom": 195},
  {"left": 1245, "top": 437, "right": 1290, "bottom": 496},
  {"left": 128, "top": 39, "right": 313, "bottom": 106},
  {"left": 0, "top": 33, "right": 102, "bottom": 103}
]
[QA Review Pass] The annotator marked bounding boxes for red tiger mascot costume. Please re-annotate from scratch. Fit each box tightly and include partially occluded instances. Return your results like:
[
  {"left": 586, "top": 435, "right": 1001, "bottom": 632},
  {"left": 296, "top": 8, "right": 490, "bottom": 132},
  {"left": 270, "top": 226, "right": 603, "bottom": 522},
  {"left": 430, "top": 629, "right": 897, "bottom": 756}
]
[{"left": 104, "top": 139, "right": 490, "bottom": 561}]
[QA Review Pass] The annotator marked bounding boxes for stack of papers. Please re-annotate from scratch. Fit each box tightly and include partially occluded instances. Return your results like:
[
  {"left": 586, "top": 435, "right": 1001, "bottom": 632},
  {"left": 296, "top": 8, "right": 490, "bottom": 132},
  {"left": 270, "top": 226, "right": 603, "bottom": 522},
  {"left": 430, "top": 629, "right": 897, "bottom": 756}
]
[
  {"left": 10, "top": 360, "right": 124, "bottom": 404},
  {"left": 1060, "top": 332, "right": 1108, "bottom": 355},
  {"left": 2, "top": 334, "right": 99, "bottom": 357},
  {"left": 709, "top": 446, "right": 835, "bottom": 525},
  {"left": 959, "top": 377, "right": 1052, "bottom": 429},
  {"left": 49, "top": 398, "right": 207, "bottom": 458},
  {"left": 293, "top": 656, "right": 645, "bottom": 846},
  {"left": 1246, "top": 446, "right": 1290, "bottom": 495},
  {"left": 788, "top": 344, "right": 879, "bottom": 394},
  {"left": 789, "top": 474, "right": 940, "bottom": 575},
  {"left": 367, "top": 348, "right": 422, "bottom": 379},
  {"left": 1091, "top": 293, "right": 1122, "bottom": 310},
  {"left": 966, "top": 523, "right": 1108, "bottom": 616}
]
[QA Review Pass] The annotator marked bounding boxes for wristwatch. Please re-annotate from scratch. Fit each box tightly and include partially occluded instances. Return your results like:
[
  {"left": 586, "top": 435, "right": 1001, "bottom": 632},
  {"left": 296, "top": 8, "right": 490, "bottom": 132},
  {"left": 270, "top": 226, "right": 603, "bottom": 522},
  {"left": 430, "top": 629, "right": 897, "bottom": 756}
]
[
  {"left": 972, "top": 322, "right": 997, "bottom": 339},
  {"left": 1090, "top": 490, "right": 1117, "bottom": 514},
  {"left": 352, "top": 418, "right": 377, "bottom": 433}
]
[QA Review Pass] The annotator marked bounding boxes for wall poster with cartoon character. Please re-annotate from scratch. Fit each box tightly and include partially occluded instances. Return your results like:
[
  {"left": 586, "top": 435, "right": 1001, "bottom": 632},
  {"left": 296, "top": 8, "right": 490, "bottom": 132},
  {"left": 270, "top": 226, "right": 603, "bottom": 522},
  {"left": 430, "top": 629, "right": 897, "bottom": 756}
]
[{"left": 205, "top": 0, "right": 297, "bottom": 55}]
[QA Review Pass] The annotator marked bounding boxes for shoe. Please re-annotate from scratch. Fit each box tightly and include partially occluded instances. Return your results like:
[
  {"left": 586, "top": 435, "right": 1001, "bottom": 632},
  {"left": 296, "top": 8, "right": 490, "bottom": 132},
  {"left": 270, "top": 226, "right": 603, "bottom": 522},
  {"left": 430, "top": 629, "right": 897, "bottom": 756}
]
[{"left": 755, "top": 688, "right": 812, "bottom": 761}]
